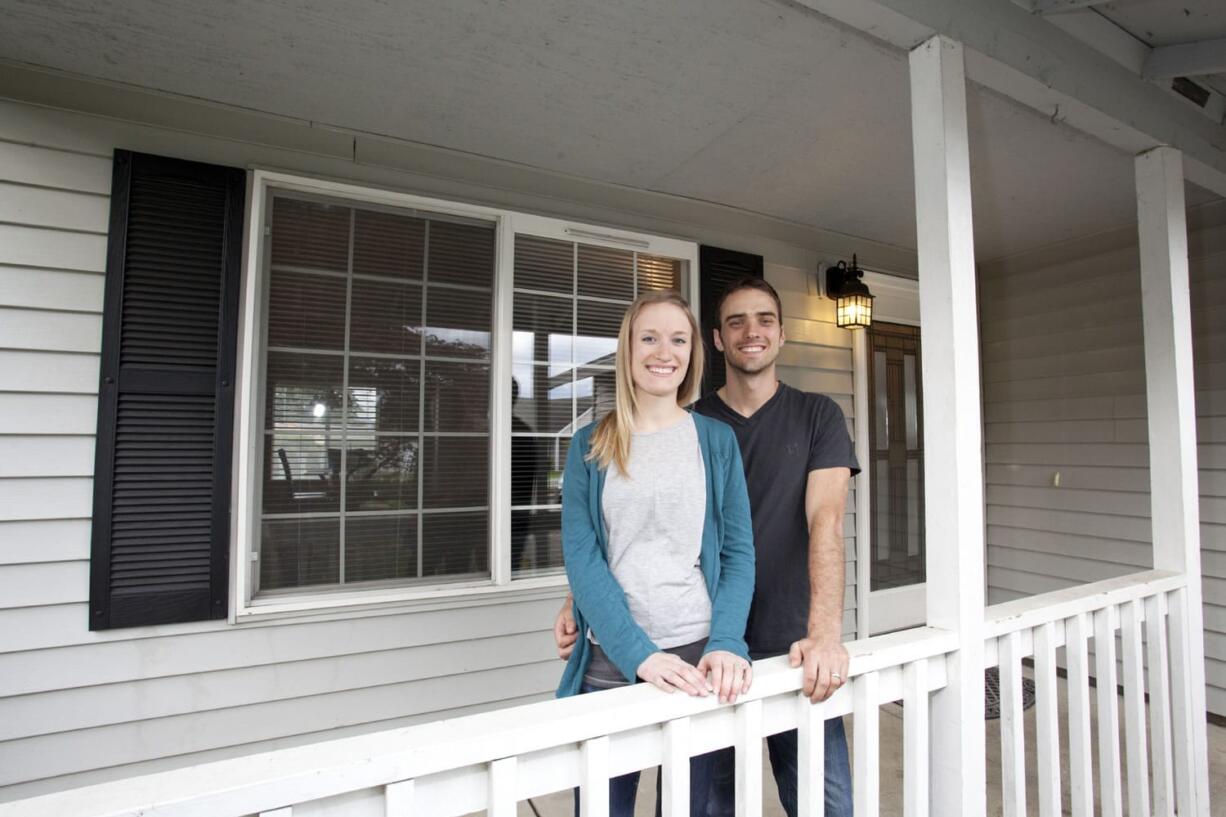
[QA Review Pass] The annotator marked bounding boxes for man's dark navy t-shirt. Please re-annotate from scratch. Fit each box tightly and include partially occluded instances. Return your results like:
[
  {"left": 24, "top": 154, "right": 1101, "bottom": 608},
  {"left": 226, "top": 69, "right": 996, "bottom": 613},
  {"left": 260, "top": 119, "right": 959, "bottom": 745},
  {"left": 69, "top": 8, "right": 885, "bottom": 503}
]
[{"left": 693, "top": 383, "right": 860, "bottom": 659}]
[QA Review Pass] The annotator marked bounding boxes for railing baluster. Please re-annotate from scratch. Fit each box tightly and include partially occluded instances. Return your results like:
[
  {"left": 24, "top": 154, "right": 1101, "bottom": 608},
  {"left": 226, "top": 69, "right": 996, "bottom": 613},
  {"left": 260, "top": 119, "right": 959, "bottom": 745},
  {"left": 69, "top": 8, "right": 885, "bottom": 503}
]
[
  {"left": 1034, "top": 622, "right": 1061, "bottom": 817},
  {"left": 1066, "top": 613, "right": 1094, "bottom": 817},
  {"left": 1121, "top": 598, "right": 1151, "bottom": 817},
  {"left": 903, "top": 659, "right": 928, "bottom": 817},
  {"left": 796, "top": 693, "right": 826, "bottom": 817},
  {"left": 581, "top": 736, "right": 611, "bottom": 817},
  {"left": 1145, "top": 593, "right": 1175, "bottom": 816},
  {"left": 1166, "top": 587, "right": 1201, "bottom": 816},
  {"left": 662, "top": 718, "right": 691, "bottom": 817},
  {"left": 385, "top": 779, "right": 414, "bottom": 817},
  {"left": 853, "top": 671, "right": 879, "bottom": 817},
  {"left": 489, "top": 757, "right": 517, "bottom": 817},
  {"left": 736, "top": 699, "right": 763, "bottom": 817},
  {"left": 1093, "top": 607, "right": 1123, "bottom": 817},
  {"left": 999, "top": 632, "right": 1027, "bottom": 817}
]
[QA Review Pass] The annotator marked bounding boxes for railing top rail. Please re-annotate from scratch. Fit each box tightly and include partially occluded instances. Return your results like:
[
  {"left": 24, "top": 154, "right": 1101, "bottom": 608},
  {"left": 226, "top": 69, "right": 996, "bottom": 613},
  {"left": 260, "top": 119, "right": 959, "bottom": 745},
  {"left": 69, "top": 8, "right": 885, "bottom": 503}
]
[
  {"left": 984, "top": 569, "right": 1185, "bottom": 639},
  {"left": 0, "top": 627, "right": 957, "bottom": 817}
]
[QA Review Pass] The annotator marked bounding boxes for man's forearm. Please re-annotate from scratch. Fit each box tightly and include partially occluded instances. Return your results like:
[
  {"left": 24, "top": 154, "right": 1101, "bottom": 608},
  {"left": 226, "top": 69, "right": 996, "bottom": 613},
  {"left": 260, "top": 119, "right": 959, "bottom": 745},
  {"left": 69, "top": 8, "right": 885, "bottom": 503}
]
[{"left": 806, "top": 519, "right": 844, "bottom": 640}]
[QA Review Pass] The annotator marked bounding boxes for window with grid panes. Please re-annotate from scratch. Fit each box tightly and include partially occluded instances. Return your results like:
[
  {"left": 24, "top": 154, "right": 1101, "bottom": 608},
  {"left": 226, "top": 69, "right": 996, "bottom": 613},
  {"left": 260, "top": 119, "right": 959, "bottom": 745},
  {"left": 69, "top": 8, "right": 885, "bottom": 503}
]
[
  {"left": 258, "top": 193, "right": 494, "bottom": 592},
  {"left": 509, "top": 237, "right": 685, "bottom": 576}
]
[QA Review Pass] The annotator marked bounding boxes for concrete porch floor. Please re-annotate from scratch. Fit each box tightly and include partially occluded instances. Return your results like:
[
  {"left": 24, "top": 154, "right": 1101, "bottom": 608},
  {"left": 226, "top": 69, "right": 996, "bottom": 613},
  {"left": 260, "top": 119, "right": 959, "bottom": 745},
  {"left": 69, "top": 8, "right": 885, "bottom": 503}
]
[{"left": 516, "top": 674, "right": 1225, "bottom": 816}]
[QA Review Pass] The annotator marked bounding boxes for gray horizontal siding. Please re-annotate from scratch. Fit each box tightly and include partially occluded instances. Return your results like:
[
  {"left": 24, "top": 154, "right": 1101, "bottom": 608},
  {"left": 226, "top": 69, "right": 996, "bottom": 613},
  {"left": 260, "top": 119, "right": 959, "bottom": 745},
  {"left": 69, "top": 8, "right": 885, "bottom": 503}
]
[
  {"left": 980, "top": 205, "right": 1226, "bottom": 717},
  {"left": 769, "top": 262, "right": 860, "bottom": 641}
]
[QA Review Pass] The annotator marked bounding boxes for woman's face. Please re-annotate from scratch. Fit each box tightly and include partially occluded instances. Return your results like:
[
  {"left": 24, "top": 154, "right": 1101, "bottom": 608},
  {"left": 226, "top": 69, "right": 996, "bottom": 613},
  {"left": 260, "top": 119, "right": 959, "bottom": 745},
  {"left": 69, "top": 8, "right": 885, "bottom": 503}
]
[{"left": 628, "top": 302, "right": 693, "bottom": 400}]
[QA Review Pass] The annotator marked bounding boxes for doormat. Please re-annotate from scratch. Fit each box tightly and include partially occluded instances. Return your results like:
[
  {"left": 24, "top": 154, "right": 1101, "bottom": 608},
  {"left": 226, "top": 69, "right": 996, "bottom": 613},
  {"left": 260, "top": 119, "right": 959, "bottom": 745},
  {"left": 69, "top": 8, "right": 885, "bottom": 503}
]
[
  {"left": 983, "top": 666, "right": 1037, "bottom": 720},
  {"left": 895, "top": 667, "right": 1037, "bottom": 719}
]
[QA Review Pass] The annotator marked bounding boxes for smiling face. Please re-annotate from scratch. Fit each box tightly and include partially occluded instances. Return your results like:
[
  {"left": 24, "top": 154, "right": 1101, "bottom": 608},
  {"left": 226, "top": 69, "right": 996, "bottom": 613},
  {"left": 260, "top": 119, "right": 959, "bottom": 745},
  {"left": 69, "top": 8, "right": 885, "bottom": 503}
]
[
  {"left": 714, "top": 287, "right": 785, "bottom": 375},
  {"left": 628, "top": 301, "right": 694, "bottom": 401}
]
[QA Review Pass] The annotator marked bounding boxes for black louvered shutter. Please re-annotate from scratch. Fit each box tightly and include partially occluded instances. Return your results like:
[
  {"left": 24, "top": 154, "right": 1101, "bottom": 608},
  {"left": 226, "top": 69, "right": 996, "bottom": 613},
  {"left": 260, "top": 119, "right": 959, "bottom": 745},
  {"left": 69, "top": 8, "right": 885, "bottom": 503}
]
[
  {"left": 698, "top": 245, "right": 764, "bottom": 393},
  {"left": 89, "top": 151, "right": 245, "bottom": 630}
]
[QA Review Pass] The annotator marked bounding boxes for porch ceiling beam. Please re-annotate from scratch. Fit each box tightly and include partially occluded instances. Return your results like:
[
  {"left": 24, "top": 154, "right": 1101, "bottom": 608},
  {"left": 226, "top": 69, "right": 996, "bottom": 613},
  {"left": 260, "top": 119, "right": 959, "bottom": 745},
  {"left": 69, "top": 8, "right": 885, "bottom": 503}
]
[
  {"left": 1143, "top": 38, "right": 1226, "bottom": 80},
  {"left": 789, "top": 0, "right": 1226, "bottom": 197},
  {"left": 1029, "top": 0, "right": 1111, "bottom": 15}
]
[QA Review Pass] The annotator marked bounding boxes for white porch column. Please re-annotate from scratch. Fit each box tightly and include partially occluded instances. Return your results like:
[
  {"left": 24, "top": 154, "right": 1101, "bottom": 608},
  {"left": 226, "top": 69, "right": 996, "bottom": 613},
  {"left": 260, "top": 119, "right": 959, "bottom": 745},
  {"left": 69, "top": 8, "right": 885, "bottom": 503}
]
[
  {"left": 1135, "top": 146, "right": 1211, "bottom": 816},
  {"left": 908, "top": 35, "right": 987, "bottom": 817}
]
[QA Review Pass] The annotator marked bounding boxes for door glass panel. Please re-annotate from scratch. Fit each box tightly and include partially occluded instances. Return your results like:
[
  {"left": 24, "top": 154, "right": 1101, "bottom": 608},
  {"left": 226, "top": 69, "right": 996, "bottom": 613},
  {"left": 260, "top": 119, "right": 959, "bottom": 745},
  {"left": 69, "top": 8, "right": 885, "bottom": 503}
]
[{"left": 868, "top": 322, "right": 925, "bottom": 591}]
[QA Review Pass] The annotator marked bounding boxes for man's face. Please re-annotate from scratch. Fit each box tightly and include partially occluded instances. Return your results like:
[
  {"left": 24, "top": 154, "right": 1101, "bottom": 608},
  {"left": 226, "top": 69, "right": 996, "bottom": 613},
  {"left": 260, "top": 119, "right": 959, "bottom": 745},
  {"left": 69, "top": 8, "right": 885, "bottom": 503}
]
[{"left": 714, "top": 288, "right": 784, "bottom": 375}]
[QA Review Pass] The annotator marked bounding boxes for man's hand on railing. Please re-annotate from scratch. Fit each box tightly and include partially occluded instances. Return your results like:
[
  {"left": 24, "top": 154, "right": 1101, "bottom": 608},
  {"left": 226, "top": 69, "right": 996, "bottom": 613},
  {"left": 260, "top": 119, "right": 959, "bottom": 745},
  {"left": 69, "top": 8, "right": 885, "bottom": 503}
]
[
  {"left": 636, "top": 652, "right": 712, "bottom": 696},
  {"left": 696, "top": 650, "right": 752, "bottom": 705},
  {"left": 553, "top": 594, "right": 578, "bottom": 659},
  {"left": 788, "top": 634, "right": 850, "bottom": 703}
]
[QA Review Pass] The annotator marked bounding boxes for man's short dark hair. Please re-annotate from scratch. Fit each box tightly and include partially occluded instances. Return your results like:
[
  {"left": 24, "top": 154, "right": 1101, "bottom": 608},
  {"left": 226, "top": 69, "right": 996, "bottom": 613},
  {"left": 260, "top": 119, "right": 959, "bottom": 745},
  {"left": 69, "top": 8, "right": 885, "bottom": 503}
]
[{"left": 714, "top": 276, "right": 784, "bottom": 326}]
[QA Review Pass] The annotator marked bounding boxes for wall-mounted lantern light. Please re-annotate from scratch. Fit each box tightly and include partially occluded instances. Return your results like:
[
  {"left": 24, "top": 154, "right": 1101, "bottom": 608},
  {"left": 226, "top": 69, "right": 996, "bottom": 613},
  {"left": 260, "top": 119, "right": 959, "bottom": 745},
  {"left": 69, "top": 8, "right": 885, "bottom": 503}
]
[{"left": 825, "top": 254, "right": 874, "bottom": 329}]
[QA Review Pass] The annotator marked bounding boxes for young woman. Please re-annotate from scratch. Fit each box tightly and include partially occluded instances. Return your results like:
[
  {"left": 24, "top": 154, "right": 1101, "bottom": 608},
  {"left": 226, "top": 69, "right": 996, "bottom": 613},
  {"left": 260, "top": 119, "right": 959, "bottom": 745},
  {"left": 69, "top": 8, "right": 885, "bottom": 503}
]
[{"left": 557, "top": 290, "right": 756, "bottom": 817}]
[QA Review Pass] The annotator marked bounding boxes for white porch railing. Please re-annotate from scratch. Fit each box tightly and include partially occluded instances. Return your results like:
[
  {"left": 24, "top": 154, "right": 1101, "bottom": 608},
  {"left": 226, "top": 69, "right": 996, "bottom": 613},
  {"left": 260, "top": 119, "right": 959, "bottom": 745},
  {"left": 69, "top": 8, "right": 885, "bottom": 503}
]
[
  {"left": 0, "top": 626, "right": 957, "bottom": 817},
  {"left": 984, "top": 569, "right": 1198, "bottom": 817}
]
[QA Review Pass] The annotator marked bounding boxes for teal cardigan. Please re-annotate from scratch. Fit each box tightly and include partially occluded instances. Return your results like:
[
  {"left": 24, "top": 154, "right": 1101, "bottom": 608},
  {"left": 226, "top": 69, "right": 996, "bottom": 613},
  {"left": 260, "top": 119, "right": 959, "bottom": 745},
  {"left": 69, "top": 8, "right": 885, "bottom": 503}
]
[{"left": 556, "top": 412, "right": 756, "bottom": 697}]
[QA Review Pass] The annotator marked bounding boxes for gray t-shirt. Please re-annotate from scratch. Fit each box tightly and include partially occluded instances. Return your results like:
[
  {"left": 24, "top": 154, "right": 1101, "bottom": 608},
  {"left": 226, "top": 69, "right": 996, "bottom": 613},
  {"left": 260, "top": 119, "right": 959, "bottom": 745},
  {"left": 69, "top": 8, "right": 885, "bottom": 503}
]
[{"left": 596, "top": 414, "right": 710, "bottom": 652}]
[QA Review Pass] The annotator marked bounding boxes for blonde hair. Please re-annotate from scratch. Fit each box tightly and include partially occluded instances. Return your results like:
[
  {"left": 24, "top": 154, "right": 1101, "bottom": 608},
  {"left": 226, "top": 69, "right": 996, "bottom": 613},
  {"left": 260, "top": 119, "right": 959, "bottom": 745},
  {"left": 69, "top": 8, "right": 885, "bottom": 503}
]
[{"left": 587, "top": 291, "right": 704, "bottom": 475}]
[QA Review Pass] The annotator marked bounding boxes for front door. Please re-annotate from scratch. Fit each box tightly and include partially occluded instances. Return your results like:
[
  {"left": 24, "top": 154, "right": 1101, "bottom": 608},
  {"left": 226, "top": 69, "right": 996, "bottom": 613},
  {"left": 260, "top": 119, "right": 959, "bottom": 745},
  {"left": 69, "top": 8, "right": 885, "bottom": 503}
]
[{"left": 866, "top": 321, "right": 926, "bottom": 633}]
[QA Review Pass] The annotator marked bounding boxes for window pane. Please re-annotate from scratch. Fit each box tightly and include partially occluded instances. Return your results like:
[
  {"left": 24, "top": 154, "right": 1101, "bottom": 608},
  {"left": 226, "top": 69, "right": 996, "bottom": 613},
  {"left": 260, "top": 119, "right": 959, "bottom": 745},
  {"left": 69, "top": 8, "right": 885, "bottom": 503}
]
[
  {"left": 904, "top": 353, "right": 919, "bottom": 450},
  {"left": 513, "top": 292, "right": 573, "bottom": 367},
  {"left": 577, "top": 244, "right": 633, "bottom": 301},
  {"left": 264, "top": 352, "right": 344, "bottom": 429},
  {"left": 262, "top": 435, "right": 339, "bottom": 515},
  {"left": 512, "top": 508, "right": 562, "bottom": 575},
  {"left": 350, "top": 278, "right": 423, "bottom": 356},
  {"left": 353, "top": 209, "right": 424, "bottom": 280},
  {"left": 576, "top": 299, "right": 623, "bottom": 366},
  {"left": 347, "top": 356, "right": 420, "bottom": 434},
  {"left": 511, "top": 434, "right": 547, "bottom": 508},
  {"left": 422, "top": 436, "right": 489, "bottom": 508},
  {"left": 346, "top": 515, "right": 417, "bottom": 582},
  {"left": 514, "top": 235, "right": 572, "bottom": 293},
  {"left": 431, "top": 220, "right": 495, "bottom": 288},
  {"left": 514, "top": 363, "right": 573, "bottom": 434},
  {"left": 422, "top": 512, "right": 488, "bottom": 578},
  {"left": 271, "top": 198, "right": 350, "bottom": 272},
  {"left": 346, "top": 436, "right": 418, "bottom": 512},
  {"left": 424, "top": 360, "right": 490, "bottom": 433},
  {"left": 637, "top": 254, "right": 682, "bottom": 293},
  {"left": 425, "top": 286, "right": 491, "bottom": 359},
  {"left": 260, "top": 518, "right": 339, "bottom": 590},
  {"left": 267, "top": 270, "right": 347, "bottom": 350},
  {"left": 575, "top": 366, "right": 616, "bottom": 431},
  {"left": 873, "top": 350, "right": 888, "bottom": 448}
]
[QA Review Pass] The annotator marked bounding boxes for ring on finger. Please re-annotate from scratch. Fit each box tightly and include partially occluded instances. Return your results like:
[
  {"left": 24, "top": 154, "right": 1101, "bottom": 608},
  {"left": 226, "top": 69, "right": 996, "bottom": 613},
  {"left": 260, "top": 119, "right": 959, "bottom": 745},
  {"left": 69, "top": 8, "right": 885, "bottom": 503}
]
[{"left": 832, "top": 672, "right": 843, "bottom": 683}]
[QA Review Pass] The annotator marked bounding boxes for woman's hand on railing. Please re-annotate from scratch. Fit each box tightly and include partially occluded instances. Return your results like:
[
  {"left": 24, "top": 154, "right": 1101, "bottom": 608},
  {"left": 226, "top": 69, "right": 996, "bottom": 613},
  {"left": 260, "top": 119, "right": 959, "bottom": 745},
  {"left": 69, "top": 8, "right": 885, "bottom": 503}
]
[
  {"left": 697, "top": 650, "right": 753, "bottom": 705},
  {"left": 553, "top": 594, "right": 578, "bottom": 659},
  {"left": 636, "top": 652, "right": 713, "bottom": 696}
]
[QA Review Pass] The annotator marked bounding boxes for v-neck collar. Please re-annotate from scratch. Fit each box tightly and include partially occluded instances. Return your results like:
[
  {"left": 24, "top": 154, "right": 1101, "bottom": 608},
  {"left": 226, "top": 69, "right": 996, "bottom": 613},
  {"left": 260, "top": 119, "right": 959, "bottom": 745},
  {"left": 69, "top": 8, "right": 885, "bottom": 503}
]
[{"left": 712, "top": 381, "right": 787, "bottom": 425}]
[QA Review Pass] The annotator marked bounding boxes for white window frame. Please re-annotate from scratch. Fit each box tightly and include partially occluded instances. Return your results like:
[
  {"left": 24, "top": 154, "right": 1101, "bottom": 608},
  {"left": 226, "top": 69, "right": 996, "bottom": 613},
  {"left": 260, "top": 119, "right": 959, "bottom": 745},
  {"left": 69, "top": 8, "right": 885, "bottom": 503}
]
[{"left": 231, "top": 170, "right": 699, "bottom": 621}]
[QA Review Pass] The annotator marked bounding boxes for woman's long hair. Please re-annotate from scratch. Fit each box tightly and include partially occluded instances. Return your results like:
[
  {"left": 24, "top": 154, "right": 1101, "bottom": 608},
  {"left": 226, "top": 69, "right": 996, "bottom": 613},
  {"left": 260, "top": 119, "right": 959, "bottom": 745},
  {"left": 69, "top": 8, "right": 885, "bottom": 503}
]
[{"left": 587, "top": 290, "right": 704, "bottom": 475}]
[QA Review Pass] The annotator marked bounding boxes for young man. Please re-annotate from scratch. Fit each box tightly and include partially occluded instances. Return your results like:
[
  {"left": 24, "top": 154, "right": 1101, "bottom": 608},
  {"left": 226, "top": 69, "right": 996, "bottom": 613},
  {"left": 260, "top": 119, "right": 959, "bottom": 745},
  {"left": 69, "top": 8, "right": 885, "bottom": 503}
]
[{"left": 554, "top": 276, "right": 857, "bottom": 817}]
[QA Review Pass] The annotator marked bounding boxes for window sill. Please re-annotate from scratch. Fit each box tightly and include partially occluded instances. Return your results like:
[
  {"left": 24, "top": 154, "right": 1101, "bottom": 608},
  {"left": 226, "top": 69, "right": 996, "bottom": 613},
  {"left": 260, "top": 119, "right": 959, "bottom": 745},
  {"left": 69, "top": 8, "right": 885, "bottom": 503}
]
[{"left": 232, "top": 573, "right": 570, "bottom": 626}]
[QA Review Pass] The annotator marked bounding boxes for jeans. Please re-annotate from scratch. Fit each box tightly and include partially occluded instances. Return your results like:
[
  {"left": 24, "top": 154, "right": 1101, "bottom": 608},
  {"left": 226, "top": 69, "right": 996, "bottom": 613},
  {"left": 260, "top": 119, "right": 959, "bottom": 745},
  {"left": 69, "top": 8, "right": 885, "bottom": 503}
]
[
  {"left": 706, "top": 717, "right": 853, "bottom": 817},
  {"left": 573, "top": 683, "right": 716, "bottom": 817}
]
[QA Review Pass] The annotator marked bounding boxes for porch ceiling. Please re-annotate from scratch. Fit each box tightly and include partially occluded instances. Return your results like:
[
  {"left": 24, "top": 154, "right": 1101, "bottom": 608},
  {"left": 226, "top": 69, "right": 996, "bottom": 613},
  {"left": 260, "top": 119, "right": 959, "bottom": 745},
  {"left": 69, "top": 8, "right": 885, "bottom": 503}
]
[{"left": 0, "top": 0, "right": 1219, "bottom": 261}]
